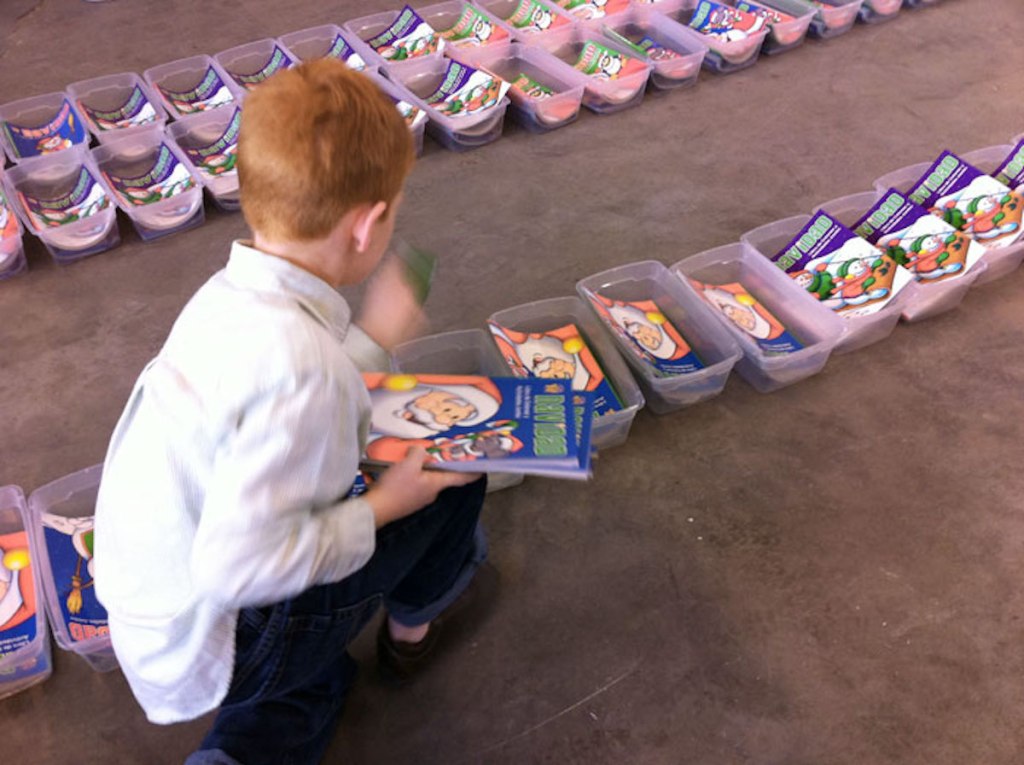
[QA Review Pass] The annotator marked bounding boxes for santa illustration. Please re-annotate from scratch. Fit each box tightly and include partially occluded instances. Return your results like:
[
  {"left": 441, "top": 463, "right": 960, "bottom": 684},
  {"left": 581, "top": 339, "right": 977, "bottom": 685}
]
[
  {"left": 0, "top": 540, "right": 34, "bottom": 635},
  {"left": 489, "top": 323, "right": 603, "bottom": 393},
  {"left": 701, "top": 286, "right": 775, "bottom": 339},
  {"left": 605, "top": 303, "right": 678, "bottom": 360}
]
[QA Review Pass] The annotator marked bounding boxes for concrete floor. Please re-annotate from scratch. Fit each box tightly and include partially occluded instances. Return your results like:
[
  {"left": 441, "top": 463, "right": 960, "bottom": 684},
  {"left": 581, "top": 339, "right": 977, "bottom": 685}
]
[{"left": 3, "top": 0, "right": 1024, "bottom": 762}]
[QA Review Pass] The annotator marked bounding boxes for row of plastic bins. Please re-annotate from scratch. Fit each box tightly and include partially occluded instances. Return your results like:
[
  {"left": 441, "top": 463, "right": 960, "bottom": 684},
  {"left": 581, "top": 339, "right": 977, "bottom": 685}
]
[{"left": 0, "top": 465, "right": 115, "bottom": 700}]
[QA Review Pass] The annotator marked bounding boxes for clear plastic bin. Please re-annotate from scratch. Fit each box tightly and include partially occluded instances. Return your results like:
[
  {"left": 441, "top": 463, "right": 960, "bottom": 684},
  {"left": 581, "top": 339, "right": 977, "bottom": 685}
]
[
  {"left": 66, "top": 73, "right": 167, "bottom": 144},
  {"left": 738, "top": 0, "right": 816, "bottom": 54},
  {"left": 858, "top": 0, "right": 901, "bottom": 22},
  {"left": 0, "top": 176, "right": 28, "bottom": 280},
  {"left": 670, "top": 243, "right": 845, "bottom": 393},
  {"left": 343, "top": 8, "right": 447, "bottom": 69},
  {"left": 802, "top": 0, "right": 864, "bottom": 38},
  {"left": 471, "top": 0, "right": 577, "bottom": 41},
  {"left": 653, "top": 1, "right": 767, "bottom": 73},
  {"left": 215, "top": 39, "right": 298, "bottom": 93},
  {"left": 488, "top": 296, "right": 645, "bottom": 449},
  {"left": 525, "top": 25, "right": 652, "bottom": 114},
  {"left": 92, "top": 132, "right": 204, "bottom": 242},
  {"left": 392, "top": 329, "right": 526, "bottom": 491},
  {"left": 166, "top": 106, "right": 241, "bottom": 212},
  {"left": 0, "top": 92, "right": 90, "bottom": 164},
  {"left": 818, "top": 191, "right": 986, "bottom": 322},
  {"left": 4, "top": 147, "right": 121, "bottom": 263},
  {"left": 577, "top": 260, "right": 742, "bottom": 413},
  {"left": 363, "top": 71, "right": 428, "bottom": 156},
  {"left": 144, "top": 56, "right": 241, "bottom": 118},
  {"left": 583, "top": 6, "right": 708, "bottom": 90},
  {"left": 279, "top": 24, "right": 377, "bottom": 71},
  {"left": 418, "top": 1, "right": 515, "bottom": 54},
  {"left": 449, "top": 43, "right": 584, "bottom": 131},
  {"left": 27, "top": 465, "right": 117, "bottom": 673},
  {"left": 383, "top": 56, "right": 509, "bottom": 150},
  {"left": 0, "top": 485, "right": 53, "bottom": 700},
  {"left": 741, "top": 215, "right": 912, "bottom": 354}
]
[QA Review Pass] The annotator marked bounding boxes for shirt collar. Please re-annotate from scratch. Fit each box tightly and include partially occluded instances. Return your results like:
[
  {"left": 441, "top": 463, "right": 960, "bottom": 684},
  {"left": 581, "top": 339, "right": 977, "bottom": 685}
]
[{"left": 225, "top": 240, "right": 352, "bottom": 340}]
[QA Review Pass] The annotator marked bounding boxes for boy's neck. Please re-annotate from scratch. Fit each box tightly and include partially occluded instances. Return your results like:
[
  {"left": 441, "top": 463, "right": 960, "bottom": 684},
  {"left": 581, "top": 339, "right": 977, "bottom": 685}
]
[{"left": 252, "top": 232, "right": 353, "bottom": 288}]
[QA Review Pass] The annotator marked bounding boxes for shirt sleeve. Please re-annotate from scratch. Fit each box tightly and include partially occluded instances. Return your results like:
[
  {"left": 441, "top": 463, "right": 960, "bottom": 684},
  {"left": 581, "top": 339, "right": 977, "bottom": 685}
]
[
  {"left": 342, "top": 324, "right": 391, "bottom": 373},
  {"left": 190, "top": 372, "right": 376, "bottom": 609}
]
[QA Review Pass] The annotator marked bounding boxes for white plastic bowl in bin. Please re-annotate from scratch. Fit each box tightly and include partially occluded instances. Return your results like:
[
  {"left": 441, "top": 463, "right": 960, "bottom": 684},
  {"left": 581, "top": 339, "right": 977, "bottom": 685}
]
[
  {"left": 0, "top": 485, "right": 53, "bottom": 700},
  {"left": 27, "top": 465, "right": 118, "bottom": 673},
  {"left": 383, "top": 56, "right": 510, "bottom": 151},
  {"left": 652, "top": 0, "right": 766, "bottom": 73},
  {"left": 803, "top": 0, "right": 864, "bottom": 38},
  {"left": 670, "top": 243, "right": 845, "bottom": 393},
  {"left": 582, "top": 6, "right": 708, "bottom": 90},
  {"left": 343, "top": 7, "right": 447, "bottom": 69},
  {"left": 525, "top": 24, "right": 652, "bottom": 114},
  {"left": 4, "top": 146, "right": 121, "bottom": 263},
  {"left": 741, "top": 0, "right": 816, "bottom": 54},
  {"left": 279, "top": 24, "right": 376, "bottom": 71},
  {"left": 0, "top": 175, "right": 28, "bottom": 280},
  {"left": 858, "top": 0, "right": 901, "bottom": 22},
  {"left": 471, "top": 0, "right": 577, "bottom": 41},
  {"left": 363, "top": 71, "right": 428, "bottom": 156},
  {"left": 742, "top": 215, "right": 913, "bottom": 354},
  {"left": 144, "top": 55, "right": 241, "bottom": 119},
  {"left": 66, "top": 73, "right": 167, "bottom": 145},
  {"left": 576, "top": 260, "right": 742, "bottom": 413},
  {"left": 167, "top": 106, "right": 241, "bottom": 212},
  {"left": 0, "top": 92, "right": 91, "bottom": 164},
  {"left": 488, "top": 296, "right": 645, "bottom": 449},
  {"left": 449, "top": 43, "right": 584, "bottom": 131},
  {"left": 818, "top": 191, "right": 986, "bottom": 322},
  {"left": 392, "top": 328, "right": 526, "bottom": 491},
  {"left": 215, "top": 39, "right": 298, "bottom": 94}
]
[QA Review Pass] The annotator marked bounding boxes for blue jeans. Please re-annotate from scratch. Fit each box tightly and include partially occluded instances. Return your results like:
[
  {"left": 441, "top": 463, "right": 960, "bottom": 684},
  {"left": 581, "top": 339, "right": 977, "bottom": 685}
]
[{"left": 185, "top": 477, "right": 487, "bottom": 765}]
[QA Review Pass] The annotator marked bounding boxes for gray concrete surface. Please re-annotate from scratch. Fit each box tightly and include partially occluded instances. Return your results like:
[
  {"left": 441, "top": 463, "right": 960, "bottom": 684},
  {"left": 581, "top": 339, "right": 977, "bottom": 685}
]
[{"left": 2, "top": 0, "right": 1024, "bottom": 763}]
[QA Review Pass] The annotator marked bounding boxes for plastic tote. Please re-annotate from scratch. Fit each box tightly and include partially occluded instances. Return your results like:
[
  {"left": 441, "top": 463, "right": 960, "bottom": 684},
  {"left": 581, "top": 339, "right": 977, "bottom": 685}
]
[
  {"left": 488, "top": 296, "right": 645, "bottom": 449},
  {"left": 577, "top": 260, "right": 742, "bottom": 413},
  {"left": 417, "top": 1, "right": 516, "bottom": 54},
  {"left": 166, "top": 106, "right": 241, "bottom": 212},
  {"left": 144, "top": 55, "right": 241, "bottom": 119},
  {"left": 0, "top": 485, "right": 53, "bottom": 700},
  {"left": 798, "top": 0, "right": 864, "bottom": 38},
  {"left": 448, "top": 42, "right": 584, "bottom": 131},
  {"left": 858, "top": 0, "right": 901, "bottom": 23},
  {"left": 736, "top": 0, "right": 815, "bottom": 55},
  {"left": 66, "top": 73, "right": 168, "bottom": 145},
  {"left": 0, "top": 173, "right": 28, "bottom": 280},
  {"left": 670, "top": 243, "right": 845, "bottom": 393},
  {"left": 650, "top": 0, "right": 767, "bottom": 74},
  {"left": 214, "top": 39, "right": 299, "bottom": 94},
  {"left": 742, "top": 215, "right": 913, "bottom": 354},
  {"left": 343, "top": 7, "right": 447, "bottom": 69},
  {"left": 471, "top": 0, "right": 578, "bottom": 41},
  {"left": 0, "top": 92, "right": 90, "bottom": 164},
  {"left": 279, "top": 24, "right": 377, "bottom": 71},
  {"left": 92, "top": 131, "right": 205, "bottom": 241},
  {"left": 3, "top": 146, "right": 121, "bottom": 263},
  {"left": 818, "top": 191, "right": 987, "bottom": 322},
  {"left": 27, "top": 465, "right": 118, "bottom": 673}
]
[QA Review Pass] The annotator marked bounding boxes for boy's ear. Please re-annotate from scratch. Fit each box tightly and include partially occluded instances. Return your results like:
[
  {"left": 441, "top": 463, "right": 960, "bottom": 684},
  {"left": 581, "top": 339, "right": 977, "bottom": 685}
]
[{"left": 351, "top": 201, "right": 390, "bottom": 253}]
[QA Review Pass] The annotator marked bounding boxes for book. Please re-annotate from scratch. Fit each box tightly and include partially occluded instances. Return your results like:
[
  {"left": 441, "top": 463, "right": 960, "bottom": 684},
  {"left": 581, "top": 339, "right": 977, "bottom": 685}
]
[
  {"left": 40, "top": 513, "right": 108, "bottom": 644},
  {"left": 690, "top": 279, "right": 805, "bottom": 355},
  {"left": 689, "top": 0, "right": 770, "bottom": 41},
  {"left": 391, "top": 96, "right": 429, "bottom": 130},
  {"left": 583, "top": 292, "right": 705, "bottom": 377},
  {"left": 488, "top": 321, "right": 623, "bottom": 416},
  {"left": 509, "top": 73, "right": 554, "bottom": 100},
  {"left": 906, "top": 151, "right": 1024, "bottom": 250},
  {"left": 734, "top": 0, "right": 796, "bottom": 23},
  {"left": 324, "top": 34, "right": 368, "bottom": 70},
  {"left": 602, "top": 28, "right": 682, "bottom": 61},
  {"left": 229, "top": 46, "right": 295, "bottom": 91},
  {"left": 2, "top": 98, "right": 87, "bottom": 159},
  {"left": 572, "top": 41, "right": 648, "bottom": 80},
  {"left": 505, "top": 0, "right": 571, "bottom": 33},
  {"left": 993, "top": 138, "right": 1024, "bottom": 193},
  {"left": 362, "top": 373, "right": 593, "bottom": 479},
  {"left": 78, "top": 86, "right": 159, "bottom": 132},
  {"left": 423, "top": 60, "right": 510, "bottom": 120},
  {"left": 439, "top": 5, "right": 510, "bottom": 47},
  {"left": 853, "top": 188, "right": 986, "bottom": 283},
  {"left": 557, "top": 0, "right": 631, "bottom": 19},
  {"left": 181, "top": 107, "right": 240, "bottom": 179},
  {"left": 157, "top": 66, "right": 235, "bottom": 116},
  {"left": 772, "top": 210, "right": 913, "bottom": 317},
  {"left": 365, "top": 6, "right": 443, "bottom": 61},
  {"left": 17, "top": 166, "right": 111, "bottom": 230},
  {"left": 102, "top": 143, "right": 196, "bottom": 207},
  {"left": 0, "top": 530, "right": 38, "bottom": 660}
]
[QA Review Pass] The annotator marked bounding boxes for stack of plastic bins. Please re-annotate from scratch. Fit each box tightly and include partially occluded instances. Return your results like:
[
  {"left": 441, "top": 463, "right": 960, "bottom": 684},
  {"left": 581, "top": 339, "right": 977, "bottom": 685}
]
[
  {"left": 652, "top": 0, "right": 766, "bottom": 73},
  {"left": 670, "top": 243, "right": 845, "bottom": 393},
  {"left": 0, "top": 92, "right": 90, "bottom": 164},
  {"left": 417, "top": 1, "right": 515, "bottom": 56},
  {"left": 449, "top": 43, "right": 584, "bottom": 131},
  {"left": 0, "top": 486, "right": 53, "bottom": 700},
  {"left": 383, "top": 56, "right": 510, "bottom": 150},
  {"left": 857, "top": 0, "right": 901, "bottom": 23},
  {"left": 488, "top": 297, "right": 645, "bottom": 449},
  {"left": 66, "top": 73, "right": 168, "bottom": 145},
  {"left": 392, "top": 329, "right": 526, "bottom": 491},
  {"left": 27, "top": 465, "right": 117, "bottom": 673},
  {"left": 735, "top": 0, "right": 815, "bottom": 55},
  {"left": 471, "top": 0, "right": 577, "bottom": 41},
  {"left": 742, "top": 215, "right": 912, "bottom": 354},
  {"left": 582, "top": 6, "right": 708, "bottom": 90},
  {"left": 364, "top": 70, "right": 429, "bottom": 156},
  {"left": 0, "top": 173, "right": 28, "bottom": 280},
  {"left": 576, "top": 261, "right": 742, "bottom": 414},
  {"left": 801, "top": 0, "right": 864, "bottom": 39},
  {"left": 215, "top": 39, "right": 298, "bottom": 95},
  {"left": 524, "top": 24, "right": 652, "bottom": 114},
  {"left": 144, "top": 56, "right": 241, "bottom": 120},
  {"left": 92, "top": 132, "right": 204, "bottom": 241},
  {"left": 279, "top": 24, "right": 377, "bottom": 71},
  {"left": 873, "top": 160, "right": 1023, "bottom": 287},
  {"left": 343, "top": 8, "right": 447, "bottom": 70},
  {"left": 4, "top": 147, "right": 121, "bottom": 263},
  {"left": 166, "top": 106, "right": 241, "bottom": 212},
  {"left": 818, "top": 191, "right": 986, "bottom": 322}
]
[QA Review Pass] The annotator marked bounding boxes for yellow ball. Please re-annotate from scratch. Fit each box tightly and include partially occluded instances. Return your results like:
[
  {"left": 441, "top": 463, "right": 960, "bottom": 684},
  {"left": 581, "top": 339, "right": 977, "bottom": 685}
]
[
  {"left": 3, "top": 548, "right": 30, "bottom": 571},
  {"left": 562, "top": 337, "right": 584, "bottom": 354},
  {"left": 383, "top": 374, "right": 419, "bottom": 392},
  {"left": 645, "top": 311, "right": 666, "bottom": 325},
  {"left": 736, "top": 294, "right": 756, "bottom": 307}
]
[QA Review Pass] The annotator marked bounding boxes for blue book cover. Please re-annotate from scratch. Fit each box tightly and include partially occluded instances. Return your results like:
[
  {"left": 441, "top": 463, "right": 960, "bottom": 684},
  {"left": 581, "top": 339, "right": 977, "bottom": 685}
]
[{"left": 41, "top": 514, "right": 109, "bottom": 644}]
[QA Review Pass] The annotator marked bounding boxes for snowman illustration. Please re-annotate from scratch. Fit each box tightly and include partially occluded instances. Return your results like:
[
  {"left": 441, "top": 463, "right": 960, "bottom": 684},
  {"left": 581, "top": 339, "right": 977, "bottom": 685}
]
[
  {"left": 705, "top": 6, "right": 767, "bottom": 41},
  {"left": 567, "top": 0, "right": 609, "bottom": 19},
  {"left": 881, "top": 232, "right": 965, "bottom": 280},
  {"left": 528, "top": 4, "right": 556, "bottom": 30},
  {"left": 956, "top": 193, "right": 1021, "bottom": 242},
  {"left": 830, "top": 257, "right": 889, "bottom": 306},
  {"left": 595, "top": 49, "right": 625, "bottom": 78},
  {"left": 470, "top": 16, "right": 496, "bottom": 44}
]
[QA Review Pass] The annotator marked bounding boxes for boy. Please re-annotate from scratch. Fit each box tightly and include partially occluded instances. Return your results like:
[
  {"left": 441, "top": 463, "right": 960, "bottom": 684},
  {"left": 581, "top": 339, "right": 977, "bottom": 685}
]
[{"left": 94, "top": 59, "right": 489, "bottom": 765}]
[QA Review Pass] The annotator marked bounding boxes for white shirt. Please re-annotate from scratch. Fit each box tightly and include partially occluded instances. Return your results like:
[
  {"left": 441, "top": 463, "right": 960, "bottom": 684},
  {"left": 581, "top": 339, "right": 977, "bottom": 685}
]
[{"left": 94, "top": 241, "right": 388, "bottom": 724}]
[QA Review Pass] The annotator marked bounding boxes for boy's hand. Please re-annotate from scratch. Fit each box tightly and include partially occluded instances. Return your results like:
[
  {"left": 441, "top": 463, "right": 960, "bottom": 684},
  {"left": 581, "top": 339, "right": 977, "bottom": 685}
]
[
  {"left": 365, "top": 447, "right": 480, "bottom": 528},
  {"left": 356, "top": 256, "right": 426, "bottom": 351}
]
